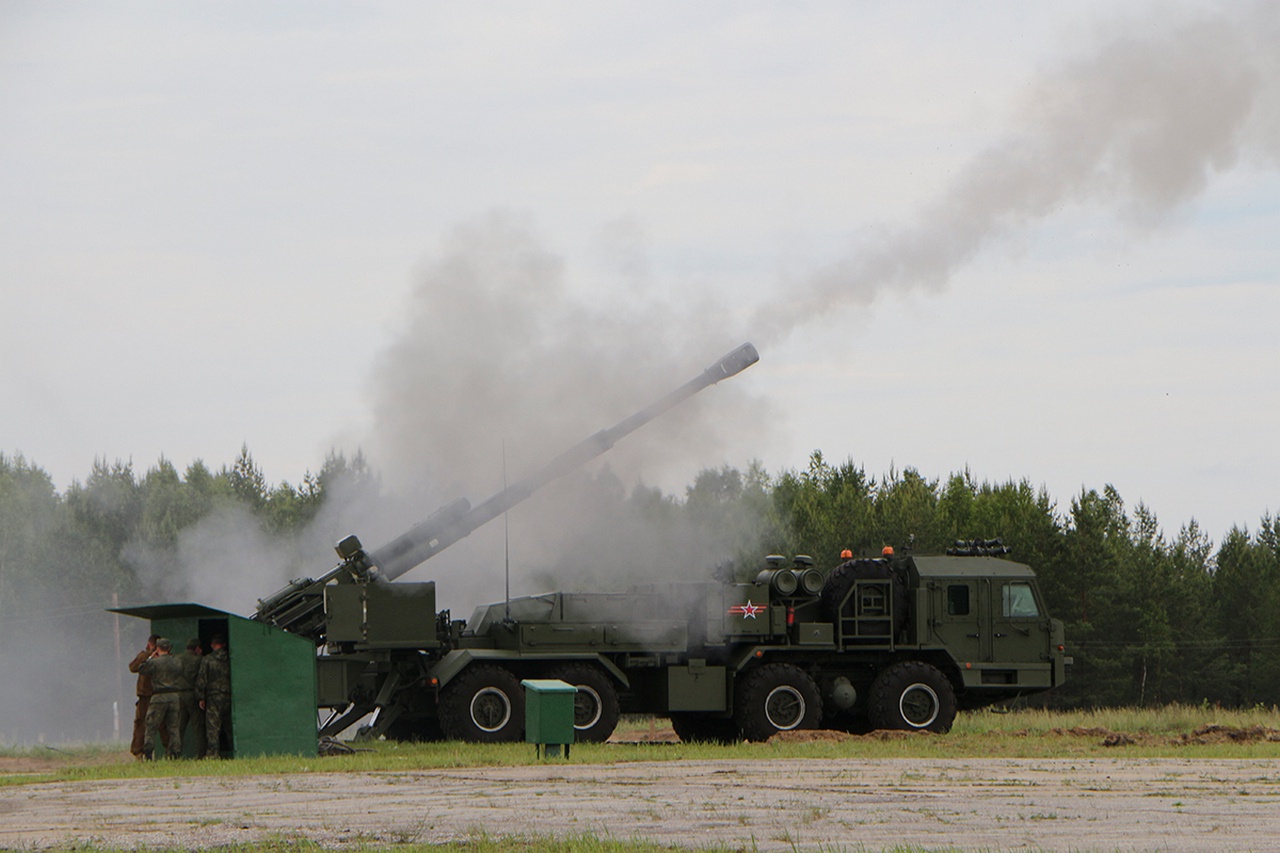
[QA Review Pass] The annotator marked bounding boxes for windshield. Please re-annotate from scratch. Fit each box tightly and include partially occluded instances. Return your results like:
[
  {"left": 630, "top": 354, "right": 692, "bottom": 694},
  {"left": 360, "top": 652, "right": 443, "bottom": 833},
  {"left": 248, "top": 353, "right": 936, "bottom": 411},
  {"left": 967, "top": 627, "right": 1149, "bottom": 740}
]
[{"left": 1002, "top": 582, "right": 1040, "bottom": 618}]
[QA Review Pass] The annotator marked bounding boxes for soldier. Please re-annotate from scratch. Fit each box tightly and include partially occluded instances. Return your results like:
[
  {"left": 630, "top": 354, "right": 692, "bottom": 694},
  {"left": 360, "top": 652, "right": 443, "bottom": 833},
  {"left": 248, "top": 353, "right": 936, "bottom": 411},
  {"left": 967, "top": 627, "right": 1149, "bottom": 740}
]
[
  {"left": 138, "top": 637, "right": 184, "bottom": 759},
  {"left": 127, "top": 634, "right": 166, "bottom": 760},
  {"left": 198, "top": 635, "right": 231, "bottom": 758},
  {"left": 177, "top": 638, "right": 205, "bottom": 757}
]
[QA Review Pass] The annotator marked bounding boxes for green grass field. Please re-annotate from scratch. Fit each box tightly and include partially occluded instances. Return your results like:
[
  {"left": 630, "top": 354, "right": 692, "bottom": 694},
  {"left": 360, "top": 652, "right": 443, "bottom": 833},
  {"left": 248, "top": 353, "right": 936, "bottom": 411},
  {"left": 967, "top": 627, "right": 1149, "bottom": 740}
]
[
  {"left": 4, "top": 703, "right": 1279, "bottom": 788},
  {"left": 5, "top": 705, "right": 1277, "bottom": 852}
]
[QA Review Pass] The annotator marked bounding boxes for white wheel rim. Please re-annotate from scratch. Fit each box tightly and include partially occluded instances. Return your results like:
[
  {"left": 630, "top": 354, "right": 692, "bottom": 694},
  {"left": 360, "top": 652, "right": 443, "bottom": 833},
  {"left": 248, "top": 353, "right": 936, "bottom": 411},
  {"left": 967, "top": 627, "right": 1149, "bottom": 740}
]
[
  {"left": 470, "top": 686, "right": 512, "bottom": 732},
  {"left": 572, "top": 684, "right": 603, "bottom": 730},
  {"left": 764, "top": 685, "right": 806, "bottom": 730},
  {"left": 899, "top": 683, "right": 940, "bottom": 728}
]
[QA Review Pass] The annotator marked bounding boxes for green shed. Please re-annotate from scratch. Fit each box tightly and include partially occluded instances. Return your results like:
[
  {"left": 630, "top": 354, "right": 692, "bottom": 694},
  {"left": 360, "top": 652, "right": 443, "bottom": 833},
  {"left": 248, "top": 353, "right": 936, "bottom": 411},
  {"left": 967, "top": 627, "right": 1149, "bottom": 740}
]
[{"left": 112, "top": 603, "right": 317, "bottom": 758}]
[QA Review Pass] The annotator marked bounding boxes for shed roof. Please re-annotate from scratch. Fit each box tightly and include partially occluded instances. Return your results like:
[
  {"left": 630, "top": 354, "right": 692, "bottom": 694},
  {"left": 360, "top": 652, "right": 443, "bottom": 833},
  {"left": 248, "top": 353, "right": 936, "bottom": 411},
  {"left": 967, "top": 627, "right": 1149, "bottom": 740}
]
[{"left": 109, "top": 602, "right": 244, "bottom": 621}]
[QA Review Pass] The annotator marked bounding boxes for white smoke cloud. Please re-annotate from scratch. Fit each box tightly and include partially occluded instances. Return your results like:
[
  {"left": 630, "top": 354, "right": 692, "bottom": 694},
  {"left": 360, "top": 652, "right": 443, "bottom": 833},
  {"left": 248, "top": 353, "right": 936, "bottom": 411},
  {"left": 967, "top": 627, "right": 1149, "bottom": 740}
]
[
  {"left": 367, "top": 211, "right": 760, "bottom": 497},
  {"left": 354, "top": 210, "right": 770, "bottom": 606},
  {"left": 755, "top": 4, "right": 1280, "bottom": 341}
]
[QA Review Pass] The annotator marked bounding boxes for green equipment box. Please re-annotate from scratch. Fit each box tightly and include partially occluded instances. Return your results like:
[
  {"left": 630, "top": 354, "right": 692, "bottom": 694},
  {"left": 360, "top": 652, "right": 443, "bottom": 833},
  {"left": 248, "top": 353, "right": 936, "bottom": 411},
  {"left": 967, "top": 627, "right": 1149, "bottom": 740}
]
[{"left": 521, "top": 678, "right": 576, "bottom": 757}]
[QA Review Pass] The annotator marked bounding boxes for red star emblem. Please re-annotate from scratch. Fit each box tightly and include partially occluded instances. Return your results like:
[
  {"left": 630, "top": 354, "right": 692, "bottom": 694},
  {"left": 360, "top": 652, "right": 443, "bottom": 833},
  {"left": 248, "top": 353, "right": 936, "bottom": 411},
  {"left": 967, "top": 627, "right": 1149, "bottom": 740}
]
[{"left": 729, "top": 599, "right": 767, "bottom": 619}]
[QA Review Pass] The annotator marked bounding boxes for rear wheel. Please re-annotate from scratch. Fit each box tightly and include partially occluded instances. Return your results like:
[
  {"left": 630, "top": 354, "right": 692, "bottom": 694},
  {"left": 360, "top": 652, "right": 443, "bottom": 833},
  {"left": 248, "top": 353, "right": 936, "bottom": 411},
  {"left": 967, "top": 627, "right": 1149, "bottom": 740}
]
[
  {"left": 867, "top": 661, "right": 957, "bottom": 733},
  {"left": 438, "top": 664, "right": 525, "bottom": 742},
  {"left": 547, "top": 663, "right": 621, "bottom": 743},
  {"left": 734, "top": 663, "right": 822, "bottom": 742}
]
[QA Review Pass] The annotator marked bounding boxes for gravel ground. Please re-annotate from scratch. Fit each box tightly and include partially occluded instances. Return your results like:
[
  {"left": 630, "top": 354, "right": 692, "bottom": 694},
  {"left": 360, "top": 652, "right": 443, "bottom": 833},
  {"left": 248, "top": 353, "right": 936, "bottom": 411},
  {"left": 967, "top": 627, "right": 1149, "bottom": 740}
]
[{"left": 3, "top": 756, "right": 1280, "bottom": 851}]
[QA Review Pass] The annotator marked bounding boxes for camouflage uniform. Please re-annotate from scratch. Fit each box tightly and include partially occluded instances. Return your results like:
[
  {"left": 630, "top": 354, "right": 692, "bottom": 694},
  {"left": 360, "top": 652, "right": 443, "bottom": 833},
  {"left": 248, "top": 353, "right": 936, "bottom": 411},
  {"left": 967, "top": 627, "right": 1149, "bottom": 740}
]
[
  {"left": 127, "top": 647, "right": 154, "bottom": 758},
  {"left": 197, "top": 647, "right": 231, "bottom": 757},
  {"left": 139, "top": 648, "right": 185, "bottom": 758},
  {"left": 177, "top": 643, "right": 205, "bottom": 757}
]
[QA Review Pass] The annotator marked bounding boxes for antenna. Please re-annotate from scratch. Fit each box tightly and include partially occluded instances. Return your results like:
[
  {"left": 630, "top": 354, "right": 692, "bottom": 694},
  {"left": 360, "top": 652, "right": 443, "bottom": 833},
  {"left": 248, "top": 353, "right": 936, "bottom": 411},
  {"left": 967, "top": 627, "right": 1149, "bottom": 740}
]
[{"left": 503, "top": 438, "right": 511, "bottom": 621}]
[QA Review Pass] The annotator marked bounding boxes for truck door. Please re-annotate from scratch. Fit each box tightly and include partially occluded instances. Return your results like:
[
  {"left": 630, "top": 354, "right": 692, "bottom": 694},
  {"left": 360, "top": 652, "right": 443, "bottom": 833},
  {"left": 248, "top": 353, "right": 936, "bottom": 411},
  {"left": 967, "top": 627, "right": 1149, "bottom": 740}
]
[
  {"left": 991, "top": 580, "right": 1047, "bottom": 665},
  {"left": 931, "top": 579, "right": 990, "bottom": 663}
]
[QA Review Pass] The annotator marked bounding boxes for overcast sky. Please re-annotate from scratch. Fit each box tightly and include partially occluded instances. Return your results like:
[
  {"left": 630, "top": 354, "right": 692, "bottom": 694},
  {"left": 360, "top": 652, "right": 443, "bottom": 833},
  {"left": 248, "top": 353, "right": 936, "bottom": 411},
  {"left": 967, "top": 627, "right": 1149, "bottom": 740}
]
[{"left": 3, "top": 1, "right": 1277, "bottom": 545}]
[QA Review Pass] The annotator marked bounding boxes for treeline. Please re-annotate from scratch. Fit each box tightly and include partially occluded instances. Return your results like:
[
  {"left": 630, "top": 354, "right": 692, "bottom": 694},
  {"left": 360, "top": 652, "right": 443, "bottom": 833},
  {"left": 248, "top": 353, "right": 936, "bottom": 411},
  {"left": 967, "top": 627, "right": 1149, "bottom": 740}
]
[
  {"left": 2, "top": 447, "right": 1278, "bottom": 725},
  {"left": 0, "top": 447, "right": 374, "bottom": 626}
]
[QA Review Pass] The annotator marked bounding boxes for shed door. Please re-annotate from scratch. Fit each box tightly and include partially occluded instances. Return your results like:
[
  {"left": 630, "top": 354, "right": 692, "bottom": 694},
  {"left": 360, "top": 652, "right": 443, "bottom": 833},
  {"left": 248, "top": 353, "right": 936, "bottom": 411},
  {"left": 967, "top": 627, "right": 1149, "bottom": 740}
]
[{"left": 226, "top": 618, "right": 317, "bottom": 757}]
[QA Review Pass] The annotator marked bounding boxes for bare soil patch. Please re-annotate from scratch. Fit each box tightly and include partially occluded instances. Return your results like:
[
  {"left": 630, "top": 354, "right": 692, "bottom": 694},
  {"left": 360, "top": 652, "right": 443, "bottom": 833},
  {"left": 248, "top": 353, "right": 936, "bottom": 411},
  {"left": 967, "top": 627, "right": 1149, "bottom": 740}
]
[
  {"left": 767, "top": 728, "right": 930, "bottom": 744},
  {"left": 1021, "top": 723, "right": 1280, "bottom": 748},
  {"left": 1177, "top": 723, "right": 1280, "bottom": 745}
]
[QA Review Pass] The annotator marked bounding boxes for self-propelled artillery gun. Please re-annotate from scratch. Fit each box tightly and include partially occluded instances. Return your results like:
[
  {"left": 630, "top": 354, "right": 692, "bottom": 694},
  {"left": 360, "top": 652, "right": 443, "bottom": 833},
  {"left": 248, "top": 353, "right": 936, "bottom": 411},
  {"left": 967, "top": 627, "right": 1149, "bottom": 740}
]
[{"left": 254, "top": 343, "right": 1069, "bottom": 744}]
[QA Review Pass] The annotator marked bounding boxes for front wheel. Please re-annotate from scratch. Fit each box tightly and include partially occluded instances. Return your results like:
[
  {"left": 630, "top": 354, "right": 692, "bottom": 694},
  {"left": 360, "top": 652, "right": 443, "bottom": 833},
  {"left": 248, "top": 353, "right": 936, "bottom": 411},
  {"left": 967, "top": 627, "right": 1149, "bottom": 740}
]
[
  {"left": 867, "top": 661, "right": 957, "bottom": 733},
  {"left": 438, "top": 664, "right": 525, "bottom": 742},
  {"left": 734, "top": 663, "right": 822, "bottom": 742},
  {"left": 547, "top": 663, "right": 621, "bottom": 743}
]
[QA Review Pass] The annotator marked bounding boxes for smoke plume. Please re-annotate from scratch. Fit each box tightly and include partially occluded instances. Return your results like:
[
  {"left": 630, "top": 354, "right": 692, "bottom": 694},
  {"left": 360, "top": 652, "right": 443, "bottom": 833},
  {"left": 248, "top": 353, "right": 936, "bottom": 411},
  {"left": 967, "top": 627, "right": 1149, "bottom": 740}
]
[
  {"left": 755, "top": 5, "right": 1280, "bottom": 341},
  {"left": 358, "top": 212, "right": 768, "bottom": 609}
]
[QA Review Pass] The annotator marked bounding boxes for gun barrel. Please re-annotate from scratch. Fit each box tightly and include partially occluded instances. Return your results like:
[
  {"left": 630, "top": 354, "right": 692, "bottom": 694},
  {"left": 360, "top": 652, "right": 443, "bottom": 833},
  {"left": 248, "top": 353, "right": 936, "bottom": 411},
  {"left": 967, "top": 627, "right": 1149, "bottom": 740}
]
[{"left": 370, "top": 342, "right": 759, "bottom": 581}]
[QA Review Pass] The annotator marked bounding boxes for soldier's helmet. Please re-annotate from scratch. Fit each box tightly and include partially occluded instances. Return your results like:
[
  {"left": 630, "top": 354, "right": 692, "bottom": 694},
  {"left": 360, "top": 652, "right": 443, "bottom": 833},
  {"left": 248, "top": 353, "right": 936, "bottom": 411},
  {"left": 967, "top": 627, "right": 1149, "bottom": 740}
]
[{"left": 156, "top": 637, "right": 173, "bottom": 652}]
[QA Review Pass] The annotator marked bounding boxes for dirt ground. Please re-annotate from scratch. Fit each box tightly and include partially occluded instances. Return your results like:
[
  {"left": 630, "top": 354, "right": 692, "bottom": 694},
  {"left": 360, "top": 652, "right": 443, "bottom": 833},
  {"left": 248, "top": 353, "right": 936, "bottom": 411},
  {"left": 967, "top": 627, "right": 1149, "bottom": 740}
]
[{"left": 3, "top": 748, "right": 1280, "bottom": 852}]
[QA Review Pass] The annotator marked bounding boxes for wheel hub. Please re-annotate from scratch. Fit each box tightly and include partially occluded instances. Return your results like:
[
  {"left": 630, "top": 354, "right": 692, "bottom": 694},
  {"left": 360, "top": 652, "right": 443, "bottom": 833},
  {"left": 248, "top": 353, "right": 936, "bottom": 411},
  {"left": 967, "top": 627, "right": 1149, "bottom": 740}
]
[
  {"left": 763, "top": 685, "right": 806, "bottom": 730},
  {"left": 470, "top": 687, "right": 512, "bottom": 732},
  {"left": 899, "top": 683, "right": 940, "bottom": 728}
]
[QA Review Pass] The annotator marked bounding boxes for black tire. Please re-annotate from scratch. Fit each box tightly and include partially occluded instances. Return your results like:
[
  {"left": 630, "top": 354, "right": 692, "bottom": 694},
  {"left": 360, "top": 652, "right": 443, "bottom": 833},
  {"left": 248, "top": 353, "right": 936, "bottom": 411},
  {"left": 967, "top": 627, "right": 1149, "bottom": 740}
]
[
  {"left": 867, "top": 661, "right": 957, "bottom": 733},
  {"left": 547, "top": 663, "right": 621, "bottom": 743},
  {"left": 669, "top": 712, "right": 739, "bottom": 744},
  {"left": 438, "top": 664, "right": 525, "bottom": 742},
  {"left": 734, "top": 663, "right": 822, "bottom": 742}
]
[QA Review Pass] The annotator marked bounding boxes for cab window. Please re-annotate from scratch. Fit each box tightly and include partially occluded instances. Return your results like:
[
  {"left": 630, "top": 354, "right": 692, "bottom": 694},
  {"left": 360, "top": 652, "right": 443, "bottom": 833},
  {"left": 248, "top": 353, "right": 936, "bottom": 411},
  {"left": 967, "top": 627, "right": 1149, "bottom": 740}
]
[
  {"left": 1002, "top": 582, "right": 1039, "bottom": 618},
  {"left": 947, "top": 584, "right": 971, "bottom": 616}
]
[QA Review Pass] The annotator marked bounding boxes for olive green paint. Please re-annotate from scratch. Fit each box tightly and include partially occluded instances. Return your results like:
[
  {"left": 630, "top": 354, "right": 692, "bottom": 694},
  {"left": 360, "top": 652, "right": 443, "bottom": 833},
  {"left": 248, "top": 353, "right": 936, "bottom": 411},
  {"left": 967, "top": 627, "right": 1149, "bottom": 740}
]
[
  {"left": 522, "top": 679, "right": 576, "bottom": 756},
  {"left": 226, "top": 614, "right": 317, "bottom": 757},
  {"left": 111, "top": 603, "right": 317, "bottom": 758}
]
